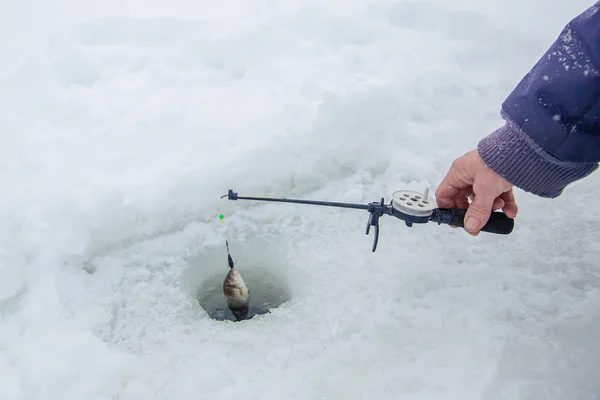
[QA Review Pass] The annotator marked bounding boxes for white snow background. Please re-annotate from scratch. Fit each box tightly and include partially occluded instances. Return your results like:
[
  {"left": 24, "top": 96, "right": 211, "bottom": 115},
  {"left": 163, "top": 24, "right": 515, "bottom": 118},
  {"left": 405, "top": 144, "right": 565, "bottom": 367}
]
[{"left": 1, "top": 1, "right": 599, "bottom": 399}]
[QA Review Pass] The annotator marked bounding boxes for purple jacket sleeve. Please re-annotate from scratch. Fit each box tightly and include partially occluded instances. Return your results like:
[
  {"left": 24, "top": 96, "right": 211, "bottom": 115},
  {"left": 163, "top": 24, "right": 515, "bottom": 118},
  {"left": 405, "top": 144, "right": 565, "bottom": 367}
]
[{"left": 478, "top": 3, "right": 600, "bottom": 198}]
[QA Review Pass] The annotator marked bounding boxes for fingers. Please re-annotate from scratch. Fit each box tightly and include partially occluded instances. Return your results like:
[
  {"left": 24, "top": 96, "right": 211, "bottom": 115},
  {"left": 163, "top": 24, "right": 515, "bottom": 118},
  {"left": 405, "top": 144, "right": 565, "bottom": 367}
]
[
  {"left": 436, "top": 174, "right": 471, "bottom": 199},
  {"left": 492, "top": 197, "right": 505, "bottom": 210},
  {"left": 464, "top": 176, "right": 504, "bottom": 234},
  {"left": 435, "top": 184, "right": 461, "bottom": 208},
  {"left": 435, "top": 157, "right": 473, "bottom": 208},
  {"left": 469, "top": 194, "right": 505, "bottom": 211},
  {"left": 500, "top": 190, "right": 518, "bottom": 218},
  {"left": 454, "top": 188, "right": 472, "bottom": 209}
]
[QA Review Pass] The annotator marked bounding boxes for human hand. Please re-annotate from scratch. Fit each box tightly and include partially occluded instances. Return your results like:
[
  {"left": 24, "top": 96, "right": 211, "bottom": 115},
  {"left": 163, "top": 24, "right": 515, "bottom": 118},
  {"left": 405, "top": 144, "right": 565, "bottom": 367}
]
[{"left": 435, "top": 149, "right": 518, "bottom": 236}]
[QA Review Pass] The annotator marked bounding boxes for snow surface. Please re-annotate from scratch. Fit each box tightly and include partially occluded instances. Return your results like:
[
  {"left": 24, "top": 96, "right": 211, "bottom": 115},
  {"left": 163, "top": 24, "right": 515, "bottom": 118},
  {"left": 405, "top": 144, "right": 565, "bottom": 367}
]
[{"left": 1, "top": 1, "right": 600, "bottom": 399}]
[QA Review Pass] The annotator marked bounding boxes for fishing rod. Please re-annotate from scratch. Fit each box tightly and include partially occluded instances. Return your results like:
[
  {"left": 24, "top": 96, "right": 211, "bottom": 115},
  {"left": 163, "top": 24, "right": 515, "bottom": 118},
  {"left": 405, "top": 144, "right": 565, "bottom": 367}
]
[{"left": 221, "top": 188, "right": 514, "bottom": 252}]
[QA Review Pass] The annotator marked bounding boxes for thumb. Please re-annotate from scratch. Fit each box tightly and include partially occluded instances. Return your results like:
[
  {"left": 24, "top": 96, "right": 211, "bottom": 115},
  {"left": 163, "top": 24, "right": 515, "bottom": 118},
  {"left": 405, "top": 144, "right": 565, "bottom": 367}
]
[{"left": 464, "top": 185, "right": 499, "bottom": 235}]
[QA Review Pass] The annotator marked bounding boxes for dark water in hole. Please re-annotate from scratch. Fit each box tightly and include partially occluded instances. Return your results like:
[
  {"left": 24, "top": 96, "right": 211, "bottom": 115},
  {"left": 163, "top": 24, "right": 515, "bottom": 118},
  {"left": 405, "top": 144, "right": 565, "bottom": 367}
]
[{"left": 195, "top": 267, "right": 290, "bottom": 321}]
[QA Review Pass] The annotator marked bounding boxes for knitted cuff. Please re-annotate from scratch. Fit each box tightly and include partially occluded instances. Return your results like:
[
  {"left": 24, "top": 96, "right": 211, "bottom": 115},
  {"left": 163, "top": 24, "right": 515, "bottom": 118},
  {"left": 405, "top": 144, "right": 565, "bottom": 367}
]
[{"left": 477, "top": 118, "right": 598, "bottom": 198}]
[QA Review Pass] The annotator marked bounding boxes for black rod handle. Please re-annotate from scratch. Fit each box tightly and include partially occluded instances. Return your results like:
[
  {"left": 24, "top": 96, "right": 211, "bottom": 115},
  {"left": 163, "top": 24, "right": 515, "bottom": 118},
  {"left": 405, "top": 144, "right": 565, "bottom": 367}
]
[{"left": 433, "top": 208, "right": 514, "bottom": 235}]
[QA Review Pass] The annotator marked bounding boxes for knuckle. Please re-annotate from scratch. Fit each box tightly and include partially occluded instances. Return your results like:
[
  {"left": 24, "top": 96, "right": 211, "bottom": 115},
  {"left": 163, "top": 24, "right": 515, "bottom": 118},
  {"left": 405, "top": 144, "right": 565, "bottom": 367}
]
[
  {"left": 469, "top": 200, "right": 491, "bottom": 216},
  {"left": 451, "top": 158, "right": 465, "bottom": 173}
]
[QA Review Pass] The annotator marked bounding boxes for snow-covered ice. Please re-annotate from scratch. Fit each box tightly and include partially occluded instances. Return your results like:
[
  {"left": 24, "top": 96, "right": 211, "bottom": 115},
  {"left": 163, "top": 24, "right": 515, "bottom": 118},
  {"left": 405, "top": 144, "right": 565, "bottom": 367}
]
[{"left": 1, "top": 1, "right": 599, "bottom": 399}]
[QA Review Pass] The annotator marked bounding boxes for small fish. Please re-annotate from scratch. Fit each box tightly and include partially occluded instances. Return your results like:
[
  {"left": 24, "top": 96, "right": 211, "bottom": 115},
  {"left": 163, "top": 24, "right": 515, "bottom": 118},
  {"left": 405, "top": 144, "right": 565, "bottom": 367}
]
[{"left": 223, "top": 241, "right": 250, "bottom": 321}]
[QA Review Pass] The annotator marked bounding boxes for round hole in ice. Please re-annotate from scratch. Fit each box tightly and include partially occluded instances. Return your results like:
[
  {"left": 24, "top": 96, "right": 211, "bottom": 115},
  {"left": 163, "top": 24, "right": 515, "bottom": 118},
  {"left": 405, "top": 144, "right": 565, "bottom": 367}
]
[
  {"left": 182, "top": 239, "right": 292, "bottom": 322},
  {"left": 195, "top": 267, "right": 290, "bottom": 322}
]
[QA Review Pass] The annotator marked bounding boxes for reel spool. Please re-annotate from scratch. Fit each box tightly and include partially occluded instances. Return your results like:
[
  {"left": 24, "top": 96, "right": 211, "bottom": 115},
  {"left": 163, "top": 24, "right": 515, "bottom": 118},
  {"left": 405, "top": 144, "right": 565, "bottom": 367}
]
[{"left": 391, "top": 188, "right": 436, "bottom": 219}]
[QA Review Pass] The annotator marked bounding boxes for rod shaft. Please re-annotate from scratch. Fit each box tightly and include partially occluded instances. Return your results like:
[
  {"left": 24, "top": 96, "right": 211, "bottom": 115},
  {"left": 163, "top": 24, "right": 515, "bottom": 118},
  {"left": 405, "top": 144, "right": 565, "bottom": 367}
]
[{"left": 233, "top": 194, "right": 371, "bottom": 210}]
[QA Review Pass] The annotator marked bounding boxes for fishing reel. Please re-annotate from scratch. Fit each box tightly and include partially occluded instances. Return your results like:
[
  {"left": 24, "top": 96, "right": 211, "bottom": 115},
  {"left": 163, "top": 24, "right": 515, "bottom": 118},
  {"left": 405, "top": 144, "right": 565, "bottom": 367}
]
[{"left": 222, "top": 188, "right": 514, "bottom": 252}]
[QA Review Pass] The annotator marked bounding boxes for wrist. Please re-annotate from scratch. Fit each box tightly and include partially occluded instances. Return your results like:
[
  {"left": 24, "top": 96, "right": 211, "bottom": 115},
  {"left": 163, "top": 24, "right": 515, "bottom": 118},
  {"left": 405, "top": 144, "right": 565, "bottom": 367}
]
[{"left": 477, "top": 118, "right": 598, "bottom": 198}]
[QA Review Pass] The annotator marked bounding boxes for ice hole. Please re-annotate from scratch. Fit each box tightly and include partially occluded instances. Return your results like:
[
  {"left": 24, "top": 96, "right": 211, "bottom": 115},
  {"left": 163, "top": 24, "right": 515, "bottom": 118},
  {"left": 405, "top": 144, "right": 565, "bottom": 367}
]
[
  {"left": 196, "top": 267, "right": 290, "bottom": 321},
  {"left": 181, "top": 238, "right": 292, "bottom": 322}
]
